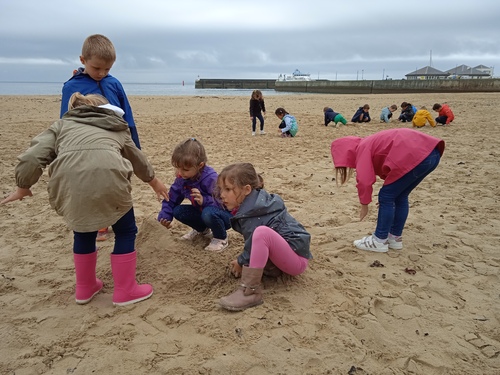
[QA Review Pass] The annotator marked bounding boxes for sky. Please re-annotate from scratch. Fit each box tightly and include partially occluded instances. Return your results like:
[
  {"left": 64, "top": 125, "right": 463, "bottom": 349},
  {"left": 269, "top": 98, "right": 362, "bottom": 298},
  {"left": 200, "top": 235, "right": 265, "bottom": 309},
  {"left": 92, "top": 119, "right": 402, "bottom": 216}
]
[{"left": 1, "top": 0, "right": 499, "bottom": 84}]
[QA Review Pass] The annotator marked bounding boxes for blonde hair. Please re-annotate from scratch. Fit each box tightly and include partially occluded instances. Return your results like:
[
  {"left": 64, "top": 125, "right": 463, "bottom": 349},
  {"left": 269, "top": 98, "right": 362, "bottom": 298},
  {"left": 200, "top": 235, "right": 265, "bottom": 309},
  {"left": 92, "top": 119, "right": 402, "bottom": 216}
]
[
  {"left": 68, "top": 92, "right": 109, "bottom": 110},
  {"left": 335, "top": 167, "right": 355, "bottom": 185},
  {"left": 81, "top": 34, "right": 116, "bottom": 62},
  {"left": 217, "top": 163, "right": 263, "bottom": 191},
  {"left": 171, "top": 138, "right": 207, "bottom": 170}
]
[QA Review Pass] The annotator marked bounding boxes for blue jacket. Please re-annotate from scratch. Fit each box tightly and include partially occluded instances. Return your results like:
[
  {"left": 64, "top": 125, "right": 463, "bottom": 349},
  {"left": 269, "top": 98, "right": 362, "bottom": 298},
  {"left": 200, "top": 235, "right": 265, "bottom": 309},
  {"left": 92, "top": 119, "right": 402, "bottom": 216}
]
[
  {"left": 280, "top": 114, "right": 298, "bottom": 136},
  {"left": 231, "top": 189, "right": 312, "bottom": 267},
  {"left": 60, "top": 68, "right": 141, "bottom": 148},
  {"left": 158, "top": 165, "right": 222, "bottom": 222},
  {"left": 351, "top": 107, "right": 371, "bottom": 123},
  {"left": 324, "top": 108, "right": 340, "bottom": 126}
]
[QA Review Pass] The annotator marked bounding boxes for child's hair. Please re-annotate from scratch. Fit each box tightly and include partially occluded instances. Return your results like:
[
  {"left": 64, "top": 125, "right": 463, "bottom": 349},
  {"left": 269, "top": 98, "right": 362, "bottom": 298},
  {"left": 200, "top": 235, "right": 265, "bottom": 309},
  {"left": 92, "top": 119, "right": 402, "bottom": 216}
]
[
  {"left": 81, "top": 34, "right": 116, "bottom": 62},
  {"left": 275, "top": 107, "right": 289, "bottom": 117},
  {"left": 323, "top": 107, "right": 330, "bottom": 112},
  {"left": 420, "top": 105, "right": 427, "bottom": 110},
  {"left": 390, "top": 104, "right": 398, "bottom": 110},
  {"left": 363, "top": 104, "right": 370, "bottom": 110},
  {"left": 401, "top": 102, "right": 408, "bottom": 108},
  {"left": 335, "top": 167, "right": 355, "bottom": 186},
  {"left": 68, "top": 92, "right": 109, "bottom": 110},
  {"left": 251, "top": 90, "right": 263, "bottom": 100},
  {"left": 432, "top": 103, "right": 442, "bottom": 111},
  {"left": 171, "top": 138, "right": 207, "bottom": 170},
  {"left": 218, "top": 163, "right": 264, "bottom": 190}
]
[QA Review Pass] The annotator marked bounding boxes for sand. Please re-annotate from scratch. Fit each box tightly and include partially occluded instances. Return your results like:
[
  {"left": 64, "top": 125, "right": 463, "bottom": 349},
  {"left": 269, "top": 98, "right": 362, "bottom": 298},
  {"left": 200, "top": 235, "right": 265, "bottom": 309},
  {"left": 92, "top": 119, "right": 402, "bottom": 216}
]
[{"left": 0, "top": 92, "right": 499, "bottom": 375}]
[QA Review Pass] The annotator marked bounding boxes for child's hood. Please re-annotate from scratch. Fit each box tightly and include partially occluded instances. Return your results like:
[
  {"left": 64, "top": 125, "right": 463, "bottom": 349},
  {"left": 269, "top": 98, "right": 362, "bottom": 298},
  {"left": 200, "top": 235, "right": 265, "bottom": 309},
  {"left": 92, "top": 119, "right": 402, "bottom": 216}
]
[
  {"left": 64, "top": 105, "right": 129, "bottom": 132},
  {"left": 330, "top": 136, "right": 362, "bottom": 168}
]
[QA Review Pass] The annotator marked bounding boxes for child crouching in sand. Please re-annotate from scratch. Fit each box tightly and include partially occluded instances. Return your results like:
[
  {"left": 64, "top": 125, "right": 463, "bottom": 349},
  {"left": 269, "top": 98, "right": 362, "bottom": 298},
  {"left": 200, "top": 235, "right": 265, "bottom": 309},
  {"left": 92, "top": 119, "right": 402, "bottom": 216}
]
[{"left": 217, "top": 163, "right": 312, "bottom": 311}]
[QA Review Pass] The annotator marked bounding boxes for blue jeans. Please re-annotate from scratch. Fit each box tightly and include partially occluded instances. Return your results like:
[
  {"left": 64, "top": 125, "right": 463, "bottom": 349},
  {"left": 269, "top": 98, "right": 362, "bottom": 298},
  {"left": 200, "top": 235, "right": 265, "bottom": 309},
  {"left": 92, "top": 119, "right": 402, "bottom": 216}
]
[
  {"left": 374, "top": 148, "right": 441, "bottom": 239},
  {"left": 73, "top": 208, "right": 137, "bottom": 255},
  {"left": 252, "top": 114, "right": 264, "bottom": 132},
  {"left": 173, "top": 205, "right": 232, "bottom": 240}
]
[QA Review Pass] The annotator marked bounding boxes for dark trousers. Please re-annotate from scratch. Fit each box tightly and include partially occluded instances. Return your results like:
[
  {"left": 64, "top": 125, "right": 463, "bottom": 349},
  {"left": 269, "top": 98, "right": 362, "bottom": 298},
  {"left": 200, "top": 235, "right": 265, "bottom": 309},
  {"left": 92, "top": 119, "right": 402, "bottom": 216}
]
[
  {"left": 435, "top": 115, "right": 449, "bottom": 125},
  {"left": 173, "top": 205, "right": 232, "bottom": 240},
  {"left": 73, "top": 208, "right": 137, "bottom": 255},
  {"left": 251, "top": 114, "right": 265, "bottom": 132},
  {"left": 374, "top": 148, "right": 441, "bottom": 239}
]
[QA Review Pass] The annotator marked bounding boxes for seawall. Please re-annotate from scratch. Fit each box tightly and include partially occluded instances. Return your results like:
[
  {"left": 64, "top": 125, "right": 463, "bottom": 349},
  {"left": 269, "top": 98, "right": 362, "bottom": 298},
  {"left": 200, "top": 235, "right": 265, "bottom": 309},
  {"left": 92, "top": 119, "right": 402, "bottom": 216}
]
[
  {"left": 274, "top": 79, "right": 500, "bottom": 94},
  {"left": 195, "top": 79, "right": 276, "bottom": 89}
]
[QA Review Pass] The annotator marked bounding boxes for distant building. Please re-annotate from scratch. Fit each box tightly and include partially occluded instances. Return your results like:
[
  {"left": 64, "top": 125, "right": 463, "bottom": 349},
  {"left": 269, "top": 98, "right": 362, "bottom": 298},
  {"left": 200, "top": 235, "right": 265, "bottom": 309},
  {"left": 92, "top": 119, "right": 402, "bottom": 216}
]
[
  {"left": 445, "top": 65, "right": 491, "bottom": 79},
  {"left": 405, "top": 66, "right": 449, "bottom": 80},
  {"left": 473, "top": 65, "right": 494, "bottom": 77}
]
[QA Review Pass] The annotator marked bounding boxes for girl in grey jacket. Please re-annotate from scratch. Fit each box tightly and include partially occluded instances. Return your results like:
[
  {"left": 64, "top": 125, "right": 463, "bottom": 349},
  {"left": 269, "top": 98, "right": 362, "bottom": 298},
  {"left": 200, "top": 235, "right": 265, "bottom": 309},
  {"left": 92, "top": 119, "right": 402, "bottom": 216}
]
[{"left": 217, "top": 163, "right": 312, "bottom": 311}]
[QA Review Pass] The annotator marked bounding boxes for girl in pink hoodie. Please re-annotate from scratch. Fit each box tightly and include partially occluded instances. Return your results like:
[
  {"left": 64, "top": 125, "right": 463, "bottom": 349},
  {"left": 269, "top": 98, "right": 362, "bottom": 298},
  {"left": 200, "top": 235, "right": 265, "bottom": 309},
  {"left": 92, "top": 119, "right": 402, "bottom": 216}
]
[{"left": 330, "top": 128, "right": 445, "bottom": 252}]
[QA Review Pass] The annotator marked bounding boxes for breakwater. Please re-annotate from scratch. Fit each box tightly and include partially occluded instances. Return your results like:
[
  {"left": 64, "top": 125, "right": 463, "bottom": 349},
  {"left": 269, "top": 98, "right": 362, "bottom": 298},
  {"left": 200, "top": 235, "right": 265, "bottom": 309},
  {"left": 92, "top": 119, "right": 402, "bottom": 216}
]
[
  {"left": 274, "top": 78, "right": 500, "bottom": 94},
  {"left": 195, "top": 79, "right": 275, "bottom": 90},
  {"left": 195, "top": 78, "right": 500, "bottom": 93}
]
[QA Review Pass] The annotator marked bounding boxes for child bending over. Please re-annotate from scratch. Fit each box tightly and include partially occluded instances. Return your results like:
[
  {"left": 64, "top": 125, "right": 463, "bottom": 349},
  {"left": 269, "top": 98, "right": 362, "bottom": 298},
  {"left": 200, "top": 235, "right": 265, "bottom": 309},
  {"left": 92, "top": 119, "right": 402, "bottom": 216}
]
[{"left": 2, "top": 92, "right": 168, "bottom": 306}]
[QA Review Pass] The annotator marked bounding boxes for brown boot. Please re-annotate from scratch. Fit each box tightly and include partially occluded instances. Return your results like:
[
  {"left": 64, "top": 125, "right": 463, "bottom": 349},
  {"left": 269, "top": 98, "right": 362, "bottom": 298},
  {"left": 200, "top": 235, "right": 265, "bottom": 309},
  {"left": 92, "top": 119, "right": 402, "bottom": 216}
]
[{"left": 219, "top": 266, "right": 264, "bottom": 311}]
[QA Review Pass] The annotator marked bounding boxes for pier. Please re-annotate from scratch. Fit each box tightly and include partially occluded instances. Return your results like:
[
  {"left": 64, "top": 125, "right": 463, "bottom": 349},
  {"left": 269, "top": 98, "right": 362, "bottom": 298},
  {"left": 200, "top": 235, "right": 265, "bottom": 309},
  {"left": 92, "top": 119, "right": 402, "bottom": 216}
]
[{"left": 195, "top": 78, "right": 500, "bottom": 93}]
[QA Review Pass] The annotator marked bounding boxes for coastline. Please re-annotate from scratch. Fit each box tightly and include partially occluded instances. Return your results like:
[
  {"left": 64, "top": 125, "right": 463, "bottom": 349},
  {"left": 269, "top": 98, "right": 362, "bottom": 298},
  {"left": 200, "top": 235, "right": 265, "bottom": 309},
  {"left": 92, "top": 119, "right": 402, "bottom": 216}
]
[{"left": 1, "top": 93, "right": 499, "bottom": 374}]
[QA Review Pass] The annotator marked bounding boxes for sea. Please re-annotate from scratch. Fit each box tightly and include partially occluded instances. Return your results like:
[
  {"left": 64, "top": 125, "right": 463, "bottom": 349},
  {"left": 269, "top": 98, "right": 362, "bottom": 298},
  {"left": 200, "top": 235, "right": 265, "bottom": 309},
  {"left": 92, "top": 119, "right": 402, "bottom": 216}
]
[{"left": 0, "top": 81, "right": 303, "bottom": 96}]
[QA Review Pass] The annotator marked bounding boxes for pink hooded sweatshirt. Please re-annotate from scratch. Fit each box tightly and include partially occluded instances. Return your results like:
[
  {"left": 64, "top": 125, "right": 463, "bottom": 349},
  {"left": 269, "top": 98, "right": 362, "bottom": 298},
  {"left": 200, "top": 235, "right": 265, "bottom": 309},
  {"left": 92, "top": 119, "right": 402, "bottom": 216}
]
[{"left": 330, "top": 128, "right": 445, "bottom": 205}]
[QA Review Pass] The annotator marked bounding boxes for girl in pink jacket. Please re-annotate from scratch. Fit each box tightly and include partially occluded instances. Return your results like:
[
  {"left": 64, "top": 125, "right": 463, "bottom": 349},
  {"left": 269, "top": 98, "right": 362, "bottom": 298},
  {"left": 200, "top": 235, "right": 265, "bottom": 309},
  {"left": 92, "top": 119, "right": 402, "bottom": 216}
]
[{"left": 330, "top": 128, "right": 445, "bottom": 252}]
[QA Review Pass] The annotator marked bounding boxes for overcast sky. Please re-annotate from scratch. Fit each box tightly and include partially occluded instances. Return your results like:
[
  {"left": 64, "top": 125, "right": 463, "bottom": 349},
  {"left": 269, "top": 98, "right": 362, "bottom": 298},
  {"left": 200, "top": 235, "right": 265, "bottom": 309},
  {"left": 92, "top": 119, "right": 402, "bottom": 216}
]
[{"left": 1, "top": 0, "right": 499, "bottom": 84}]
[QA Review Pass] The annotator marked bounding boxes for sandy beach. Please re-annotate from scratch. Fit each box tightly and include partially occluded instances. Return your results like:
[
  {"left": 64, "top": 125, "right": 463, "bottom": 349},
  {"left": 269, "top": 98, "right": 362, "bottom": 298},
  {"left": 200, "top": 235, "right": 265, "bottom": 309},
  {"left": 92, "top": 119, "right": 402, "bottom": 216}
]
[{"left": 1, "top": 92, "right": 499, "bottom": 374}]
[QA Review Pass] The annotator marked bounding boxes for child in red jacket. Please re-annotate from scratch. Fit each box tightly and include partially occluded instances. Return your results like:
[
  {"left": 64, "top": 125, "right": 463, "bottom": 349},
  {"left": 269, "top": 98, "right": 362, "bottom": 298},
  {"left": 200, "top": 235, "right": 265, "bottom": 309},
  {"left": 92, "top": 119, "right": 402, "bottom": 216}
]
[{"left": 432, "top": 103, "right": 455, "bottom": 125}]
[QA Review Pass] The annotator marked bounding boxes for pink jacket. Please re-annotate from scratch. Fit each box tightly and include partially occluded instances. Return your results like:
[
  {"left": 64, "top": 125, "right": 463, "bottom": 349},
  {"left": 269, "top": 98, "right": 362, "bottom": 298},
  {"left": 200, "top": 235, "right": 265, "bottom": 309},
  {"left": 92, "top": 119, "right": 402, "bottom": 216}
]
[{"left": 330, "top": 128, "right": 445, "bottom": 205}]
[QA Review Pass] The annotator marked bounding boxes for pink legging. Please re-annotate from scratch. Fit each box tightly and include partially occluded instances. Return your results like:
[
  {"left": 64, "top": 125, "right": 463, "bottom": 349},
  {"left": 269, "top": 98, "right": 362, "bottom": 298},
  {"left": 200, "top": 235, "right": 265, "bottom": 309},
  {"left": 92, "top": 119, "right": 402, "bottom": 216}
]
[{"left": 249, "top": 226, "right": 309, "bottom": 276}]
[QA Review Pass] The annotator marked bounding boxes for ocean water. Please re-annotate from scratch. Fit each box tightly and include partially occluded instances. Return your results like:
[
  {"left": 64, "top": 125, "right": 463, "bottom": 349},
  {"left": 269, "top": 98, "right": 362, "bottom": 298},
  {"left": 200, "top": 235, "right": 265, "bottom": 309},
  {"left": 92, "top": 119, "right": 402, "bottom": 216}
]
[{"left": 0, "top": 81, "right": 300, "bottom": 96}]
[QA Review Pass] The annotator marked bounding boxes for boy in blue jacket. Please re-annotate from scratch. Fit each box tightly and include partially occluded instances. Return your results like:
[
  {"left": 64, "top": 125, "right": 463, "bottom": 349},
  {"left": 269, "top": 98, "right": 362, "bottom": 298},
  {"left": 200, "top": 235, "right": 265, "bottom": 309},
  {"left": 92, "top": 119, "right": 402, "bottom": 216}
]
[
  {"left": 323, "top": 107, "right": 347, "bottom": 127},
  {"left": 60, "top": 34, "right": 141, "bottom": 149}
]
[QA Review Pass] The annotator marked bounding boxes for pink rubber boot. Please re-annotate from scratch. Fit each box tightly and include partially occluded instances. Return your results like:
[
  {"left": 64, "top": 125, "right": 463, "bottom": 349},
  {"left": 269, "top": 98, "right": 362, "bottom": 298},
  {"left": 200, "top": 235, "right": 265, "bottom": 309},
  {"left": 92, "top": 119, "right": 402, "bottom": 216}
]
[
  {"left": 110, "top": 251, "right": 153, "bottom": 306},
  {"left": 74, "top": 252, "right": 103, "bottom": 304}
]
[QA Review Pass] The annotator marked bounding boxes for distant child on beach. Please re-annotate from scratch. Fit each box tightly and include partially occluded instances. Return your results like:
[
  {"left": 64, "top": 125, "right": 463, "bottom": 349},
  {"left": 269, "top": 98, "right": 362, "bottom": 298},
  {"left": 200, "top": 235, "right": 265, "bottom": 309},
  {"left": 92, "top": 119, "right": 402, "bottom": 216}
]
[
  {"left": 275, "top": 108, "right": 299, "bottom": 137},
  {"left": 61, "top": 34, "right": 142, "bottom": 241},
  {"left": 398, "top": 102, "right": 416, "bottom": 122},
  {"left": 157, "top": 138, "right": 232, "bottom": 252},
  {"left": 323, "top": 107, "right": 347, "bottom": 127},
  {"left": 216, "top": 163, "right": 312, "bottom": 311},
  {"left": 432, "top": 103, "right": 455, "bottom": 125},
  {"left": 380, "top": 104, "right": 398, "bottom": 123},
  {"left": 249, "top": 90, "right": 266, "bottom": 136},
  {"left": 330, "top": 128, "right": 445, "bottom": 253},
  {"left": 1, "top": 92, "right": 169, "bottom": 306},
  {"left": 412, "top": 106, "right": 436, "bottom": 128},
  {"left": 351, "top": 104, "right": 371, "bottom": 123}
]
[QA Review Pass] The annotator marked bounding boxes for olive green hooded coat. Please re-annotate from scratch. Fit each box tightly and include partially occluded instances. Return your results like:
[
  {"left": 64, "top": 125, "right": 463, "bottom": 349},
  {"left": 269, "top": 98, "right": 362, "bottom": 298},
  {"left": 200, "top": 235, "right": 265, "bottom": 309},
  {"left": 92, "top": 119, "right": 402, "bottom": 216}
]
[{"left": 15, "top": 105, "right": 155, "bottom": 232}]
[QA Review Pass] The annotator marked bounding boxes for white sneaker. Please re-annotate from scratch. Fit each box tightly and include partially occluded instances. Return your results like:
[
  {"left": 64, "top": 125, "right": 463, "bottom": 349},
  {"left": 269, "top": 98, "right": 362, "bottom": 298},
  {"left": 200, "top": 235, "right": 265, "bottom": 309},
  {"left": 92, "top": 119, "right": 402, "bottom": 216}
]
[
  {"left": 181, "top": 228, "right": 211, "bottom": 241},
  {"left": 252, "top": 131, "right": 256, "bottom": 136},
  {"left": 353, "top": 235, "right": 389, "bottom": 253},
  {"left": 205, "top": 238, "right": 228, "bottom": 252},
  {"left": 387, "top": 236, "right": 403, "bottom": 250},
  {"left": 260, "top": 130, "right": 266, "bottom": 135}
]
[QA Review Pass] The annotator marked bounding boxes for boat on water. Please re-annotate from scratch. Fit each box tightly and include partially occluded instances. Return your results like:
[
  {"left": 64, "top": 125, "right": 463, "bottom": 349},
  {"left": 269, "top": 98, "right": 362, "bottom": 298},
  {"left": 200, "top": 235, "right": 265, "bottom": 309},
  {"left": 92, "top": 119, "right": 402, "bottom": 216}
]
[{"left": 278, "top": 69, "right": 312, "bottom": 81}]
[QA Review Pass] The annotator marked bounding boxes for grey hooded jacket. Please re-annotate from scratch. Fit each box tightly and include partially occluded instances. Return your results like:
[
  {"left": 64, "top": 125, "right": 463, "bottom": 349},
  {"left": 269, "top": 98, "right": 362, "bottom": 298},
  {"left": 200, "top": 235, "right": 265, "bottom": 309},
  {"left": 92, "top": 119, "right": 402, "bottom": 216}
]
[{"left": 231, "top": 189, "right": 312, "bottom": 266}]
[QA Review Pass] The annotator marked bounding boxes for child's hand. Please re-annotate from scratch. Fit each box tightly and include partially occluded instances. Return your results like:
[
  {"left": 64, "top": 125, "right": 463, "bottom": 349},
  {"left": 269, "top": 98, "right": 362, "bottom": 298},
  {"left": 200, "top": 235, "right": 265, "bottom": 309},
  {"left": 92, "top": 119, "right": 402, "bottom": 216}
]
[
  {"left": 190, "top": 188, "right": 203, "bottom": 205},
  {"left": 1, "top": 187, "right": 33, "bottom": 204},
  {"left": 159, "top": 219, "right": 172, "bottom": 228},
  {"left": 359, "top": 204, "right": 369, "bottom": 221},
  {"left": 230, "top": 260, "right": 242, "bottom": 278},
  {"left": 148, "top": 177, "right": 169, "bottom": 202}
]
